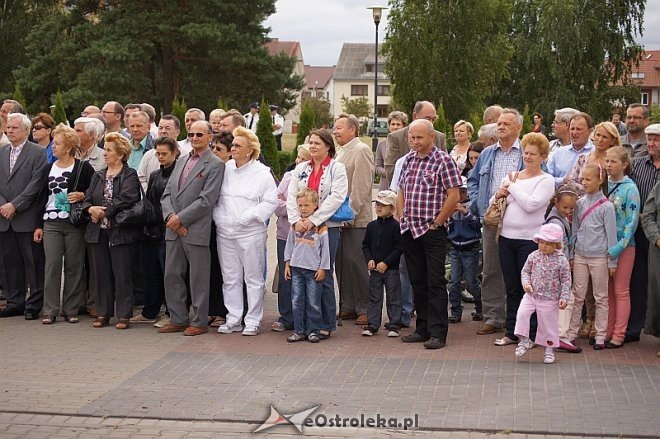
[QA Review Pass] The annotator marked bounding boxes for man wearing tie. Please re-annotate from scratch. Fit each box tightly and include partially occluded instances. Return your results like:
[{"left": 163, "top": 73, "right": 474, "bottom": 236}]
[
  {"left": 244, "top": 102, "right": 260, "bottom": 133},
  {"left": 158, "top": 120, "right": 225, "bottom": 336},
  {"left": 270, "top": 105, "right": 284, "bottom": 151}
]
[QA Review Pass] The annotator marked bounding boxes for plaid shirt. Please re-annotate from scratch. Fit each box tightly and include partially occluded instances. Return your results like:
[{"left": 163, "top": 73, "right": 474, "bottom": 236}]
[
  {"left": 9, "top": 140, "right": 26, "bottom": 174},
  {"left": 490, "top": 140, "right": 522, "bottom": 199},
  {"left": 399, "top": 147, "right": 462, "bottom": 238}
]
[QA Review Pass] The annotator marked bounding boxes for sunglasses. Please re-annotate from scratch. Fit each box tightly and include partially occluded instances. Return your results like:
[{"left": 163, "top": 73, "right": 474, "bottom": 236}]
[
  {"left": 32, "top": 125, "right": 47, "bottom": 131},
  {"left": 187, "top": 132, "right": 208, "bottom": 138}
]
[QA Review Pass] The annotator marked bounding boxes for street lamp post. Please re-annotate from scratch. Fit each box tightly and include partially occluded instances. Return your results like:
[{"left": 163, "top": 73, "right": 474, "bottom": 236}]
[{"left": 367, "top": 5, "right": 387, "bottom": 151}]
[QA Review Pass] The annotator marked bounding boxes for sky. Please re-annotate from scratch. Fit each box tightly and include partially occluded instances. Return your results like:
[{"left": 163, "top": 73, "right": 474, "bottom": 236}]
[{"left": 265, "top": 0, "right": 660, "bottom": 66}]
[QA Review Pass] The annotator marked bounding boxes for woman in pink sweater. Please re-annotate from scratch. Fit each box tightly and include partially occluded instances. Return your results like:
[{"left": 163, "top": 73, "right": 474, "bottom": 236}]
[{"left": 491, "top": 133, "right": 556, "bottom": 346}]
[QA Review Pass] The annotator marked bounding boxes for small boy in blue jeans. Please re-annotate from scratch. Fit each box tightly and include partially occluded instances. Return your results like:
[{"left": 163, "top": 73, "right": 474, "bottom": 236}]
[
  {"left": 284, "top": 188, "right": 330, "bottom": 343},
  {"left": 447, "top": 185, "right": 483, "bottom": 323},
  {"left": 361, "top": 190, "right": 404, "bottom": 337}
]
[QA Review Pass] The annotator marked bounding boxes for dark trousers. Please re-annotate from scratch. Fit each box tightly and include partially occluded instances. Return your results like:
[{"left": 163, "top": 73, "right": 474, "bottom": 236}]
[
  {"left": 276, "top": 238, "right": 293, "bottom": 328},
  {"left": 627, "top": 226, "right": 649, "bottom": 338},
  {"left": 403, "top": 228, "right": 449, "bottom": 340},
  {"left": 209, "top": 226, "right": 227, "bottom": 318},
  {"left": 132, "top": 243, "right": 143, "bottom": 306},
  {"left": 141, "top": 239, "right": 166, "bottom": 319},
  {"left": 87, "top": 230, "right": 135, "bottom": 319},
  {"left": 499, "top": 236, "right": 537, "bottom": 341},
  {"left": 275, "top": 134, "right": 282, "bottom": 151},
  {"left": 0, "top": 227, "right": 45, "bottom": 312},
  {"left": 367, "top": 269, "right": 402, "bottom": 331}
]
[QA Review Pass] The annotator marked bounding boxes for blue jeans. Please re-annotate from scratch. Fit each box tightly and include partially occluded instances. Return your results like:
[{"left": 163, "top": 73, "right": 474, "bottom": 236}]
[
  {"left": 447, "top": 243, "right": 482, "bottom": 317},
  {"left": 399, "top": 256, "right": 413, "bottom": 326},
  {"left": 499, "top": 236, "right": 537, "bottom": 341},
  {"left": 276, "top": 238, "right": 293, "bottom": 329},
  {"left": 320, "top": 227, "right": 340, "bottom": 332},
  {"left": 367, "top": 270, "right": 402, "bottom": 331},
  {"left": 291, "top": 266, "right": 323, "bottom": 335}
]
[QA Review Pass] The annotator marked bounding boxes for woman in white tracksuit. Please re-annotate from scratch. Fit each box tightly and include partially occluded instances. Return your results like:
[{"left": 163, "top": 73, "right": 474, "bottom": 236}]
[{"left": 213, "top": 126, "right": 278, "bottom": 336}]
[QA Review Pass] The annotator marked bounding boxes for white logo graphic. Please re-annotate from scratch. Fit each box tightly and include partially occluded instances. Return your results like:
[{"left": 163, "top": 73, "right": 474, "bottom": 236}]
[{"left": 253, "top": 404, "right": 321, "bottom": 434}]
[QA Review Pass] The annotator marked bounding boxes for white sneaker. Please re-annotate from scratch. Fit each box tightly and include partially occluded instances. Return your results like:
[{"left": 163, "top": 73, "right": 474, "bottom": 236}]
[
  {"left": 387, "top": 330, "right": 400, "bottom": 337},
  {"left": 242, "top": 325, "right": 259, "bottom": 336},
  {"left": 130, "top": 314, "right": 155, "bottom": 324},
  {"left": 217, "top": 323, "right": 244, "bottom": 334},
  {"left": 153, "top": 315, "right": 171, "bottom": 328},
  {"left": 361, "top": 329, "right": 374, "bottom": 337},
  {"left": 544, "top": 349, "right": 556, "bottom": 364}
]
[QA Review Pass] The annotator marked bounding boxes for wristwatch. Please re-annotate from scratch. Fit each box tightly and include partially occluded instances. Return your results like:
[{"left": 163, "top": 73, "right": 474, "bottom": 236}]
[{"left": 429, "top": 222, "right": 441, "bottom": 230}]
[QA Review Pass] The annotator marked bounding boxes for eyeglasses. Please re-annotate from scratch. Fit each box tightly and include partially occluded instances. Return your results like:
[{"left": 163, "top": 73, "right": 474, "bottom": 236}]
[
  {"left": 32, "top": 125, "right": 47, "bottom": 131},
  {"left": 188, "top": 132, "right": 208, "bottom": 138}
]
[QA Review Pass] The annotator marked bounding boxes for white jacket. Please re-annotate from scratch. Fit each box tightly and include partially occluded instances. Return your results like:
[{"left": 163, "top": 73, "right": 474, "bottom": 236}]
[
  {"left": 213, "top": 159, "right": 278, "bottom": 239},
  {"left": 287, "top": 159, "right": 348, "bottom": 228}
]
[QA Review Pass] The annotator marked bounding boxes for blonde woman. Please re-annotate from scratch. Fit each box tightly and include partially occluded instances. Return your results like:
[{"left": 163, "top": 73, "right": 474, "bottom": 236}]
[
  {"left": 451, "top": 120, "right": 474, "bottom": 171},
  {"left": 214, "top": 126, "right": 278, "bottom": 336},
  {"left": 36, "top": 125, "right": 95, "bottom": 324}
]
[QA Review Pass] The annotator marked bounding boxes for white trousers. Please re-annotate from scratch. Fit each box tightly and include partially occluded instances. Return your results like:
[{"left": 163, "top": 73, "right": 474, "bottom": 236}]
[{"left": 218, "top": 232, "right": 267, "bottom": 328}]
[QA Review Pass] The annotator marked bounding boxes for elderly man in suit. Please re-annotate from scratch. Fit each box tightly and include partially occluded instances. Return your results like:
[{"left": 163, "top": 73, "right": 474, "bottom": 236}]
[
  {"left": 0, "top": 113, "right": 47, "bottom": 319},
  {"left": 159, "top": 120, "right": 225, "bottom": 336},
  {"left": 334, "top": 113, "right": 375, "bottom": 325},
  {"left": 384, "top": 101, "right": 446, "bottom": 184}
]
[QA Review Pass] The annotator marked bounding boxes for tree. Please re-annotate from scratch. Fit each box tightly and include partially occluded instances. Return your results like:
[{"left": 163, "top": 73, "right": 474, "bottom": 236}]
[
  {"left": 434, "top": 102, "right": 451, "bottom": 143},
  {"left": 340, "top": 95, "right": 371, "bottom": 118},
  {"left": 255, "top": 100, "right": 279, "bottom": 176},
  {"left": 496, "top": 0, "right": 645, "bottom": 122},
  {"left": 296, "top": 104, "right": 316, "bottom": 147},
  {"left": 14, "top": 1, "right": 303, "bottom": 115},
  {"left": 383, "top": 0, "right": 513, "bottom": 122},
  {"left": 171, "top": 96, "right": 187, "bottom": 141},
  {"left": 13, "top": 85, "right": 27, "bottom": 113},
  {"left": 300, "top": 96, "right": 332, "bottom": 129},
  {"left": 521, "top": 104, "right": 532, "bottom": 134},
  {"left": 52, "top": 90, "right": 68, "bottom": 125}
]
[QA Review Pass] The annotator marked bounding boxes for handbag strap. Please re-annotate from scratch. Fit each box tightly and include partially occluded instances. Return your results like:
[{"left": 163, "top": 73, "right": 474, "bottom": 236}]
[
  {"left": 579, "top": 198, "right": 608, "bottom": 224},
  {"left": 71, "top": 160, "right": 83, "bottom": 192}
]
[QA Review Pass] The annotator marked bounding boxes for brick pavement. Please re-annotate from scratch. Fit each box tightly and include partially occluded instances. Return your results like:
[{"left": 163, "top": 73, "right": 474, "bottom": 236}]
[{"left": 0, "top": 219, "right": 658, "bottom": 438}]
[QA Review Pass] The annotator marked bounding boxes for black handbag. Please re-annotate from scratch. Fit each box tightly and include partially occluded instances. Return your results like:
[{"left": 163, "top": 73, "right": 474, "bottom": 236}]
[
  {"left": 114, "top": 185, "right": 160, "bottom": 227},
  {"left": 68, "top": 162, "right": 87, "bottom": 226}
]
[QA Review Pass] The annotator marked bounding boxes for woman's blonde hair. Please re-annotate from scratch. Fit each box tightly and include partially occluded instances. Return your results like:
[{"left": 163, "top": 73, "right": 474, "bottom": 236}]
[
  {"left": 594, "top": 121, "right": 622, "bottom": 148},
  {"left": 521, "top": 132, "right": 550, "bottom": 157},
  {"left": 51, "top": 124, "right": 80, "bottom": 157},
  {"left": 296, "top": 144, "right": 311, "bottom": 161},
  {"left": 232, "top": 126, "right": 261, "bottom": 161},
  {"left": 104, "top": 132, "right": 132, "bottom": 162},
  {"left": 453, "top": 120, "right": 474, "bottom": 136}
]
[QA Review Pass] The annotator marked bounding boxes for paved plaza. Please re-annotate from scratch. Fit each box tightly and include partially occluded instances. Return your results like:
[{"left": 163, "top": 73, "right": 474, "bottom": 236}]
[{"left": 0, "top": 222, "right": 659, "bottom": 438}]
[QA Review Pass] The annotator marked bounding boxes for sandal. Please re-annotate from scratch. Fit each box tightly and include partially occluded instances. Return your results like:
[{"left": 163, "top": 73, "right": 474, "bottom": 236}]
[
  {"left": 92, "top": 317, "right": 107, "bottom": 328},
  {"left": 210, "top": 316, "right": 226, "bottom": 328},
  {"left": 115, "top": 319, "right": 130, "bottom": 330},
  {"left": 64, "top": 315, "right": 79, "bottom": 324},
  {"left": 42, "top": 315, "right": 56, "bottom": 325},
  {"left": 318, "top": 330, "right": 331, "bottom": 340}
]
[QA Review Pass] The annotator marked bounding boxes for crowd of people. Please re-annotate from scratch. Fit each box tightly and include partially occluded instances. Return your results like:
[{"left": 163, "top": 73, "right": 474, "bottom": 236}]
[{"left": 0, "top": 97, "right": 658, "bottom": 361}]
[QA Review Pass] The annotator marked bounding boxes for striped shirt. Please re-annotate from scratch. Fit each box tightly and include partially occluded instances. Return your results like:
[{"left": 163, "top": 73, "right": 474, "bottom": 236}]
[
  {"left": 399, "top": 147, "right": 462, "bottom": 238},
  {"left": 631, "top": 155, "right": 660, "bottom": 210},
  {"left": 490, "top": 140, "right": 522, "bottom": 199}
]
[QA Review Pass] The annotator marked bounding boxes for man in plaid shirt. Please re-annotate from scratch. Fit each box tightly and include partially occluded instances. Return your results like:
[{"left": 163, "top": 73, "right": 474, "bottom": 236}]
[{"left": 397, "top": 119, "right": 462, "bottom": 349}]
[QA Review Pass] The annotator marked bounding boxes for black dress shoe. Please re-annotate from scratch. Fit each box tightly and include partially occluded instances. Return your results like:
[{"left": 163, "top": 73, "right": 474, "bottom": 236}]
[
  {"left": 0, "top": 307, "right": 24, "bottom": 318},
  {"left": 24, "top": 310, "right": 40, "bottom": 320},
  {"left": 624, "top": 334, "right": 640, "bottom": 343},
  {"left": 402, "top": 333, "right": 429, "bottom": 343},
  {"left": 423, "top": 337, "right": 446, "bottom": 350},
  {"left": 449, "top": 315, "right": 461, "bottom": 324}
]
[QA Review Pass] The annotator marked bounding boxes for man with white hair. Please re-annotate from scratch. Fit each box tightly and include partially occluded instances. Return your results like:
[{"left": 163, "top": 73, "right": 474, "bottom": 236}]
[
  {"left": 0, "top": 113, "right": 47, "bottom": 319},
  {"left": 74, "top": 117, "right": 106, "bottom": 171},
  {"left": 477, "top": 123, "right": 497, "bottom": 146},
  {"left": 483, "top": 105, "right": 503, "bottom": 124},
  {"left": 548, "top": 107, "right": 579, "bottom": 156},
  {"left": 177, "top": 108, "right": 205, "bottom": 156}
]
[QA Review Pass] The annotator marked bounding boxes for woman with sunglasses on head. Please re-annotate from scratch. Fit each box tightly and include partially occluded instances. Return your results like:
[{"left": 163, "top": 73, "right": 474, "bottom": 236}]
[
  {"left": 31, "top": 113, "right": 57, "bottom": 164},
  {"left": 207, "top": 131, "right": 233, "bottom": 328}
]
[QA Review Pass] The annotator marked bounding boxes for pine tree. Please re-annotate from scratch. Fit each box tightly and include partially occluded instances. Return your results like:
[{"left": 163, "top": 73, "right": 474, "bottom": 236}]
[
  {"left": 296, "top": 102, "right": 316, "bottom": 147},
  {"left": 171, "top": 96, "right": 187, "bottom": 140},
  {"left": 53, "top": 90, "right": 68, "bottom": 125},
  {"left": 13, "top": 85, "right": 28, "bottom": 114},
  {"left": 522, "top": 104, "right": 532, "bottom": 135},
  {"left": 256, "top": 100, "right": 279, "bottom": 176},
  {"left": 434, "top": 102, "right": 452, "bottom": 147}
]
